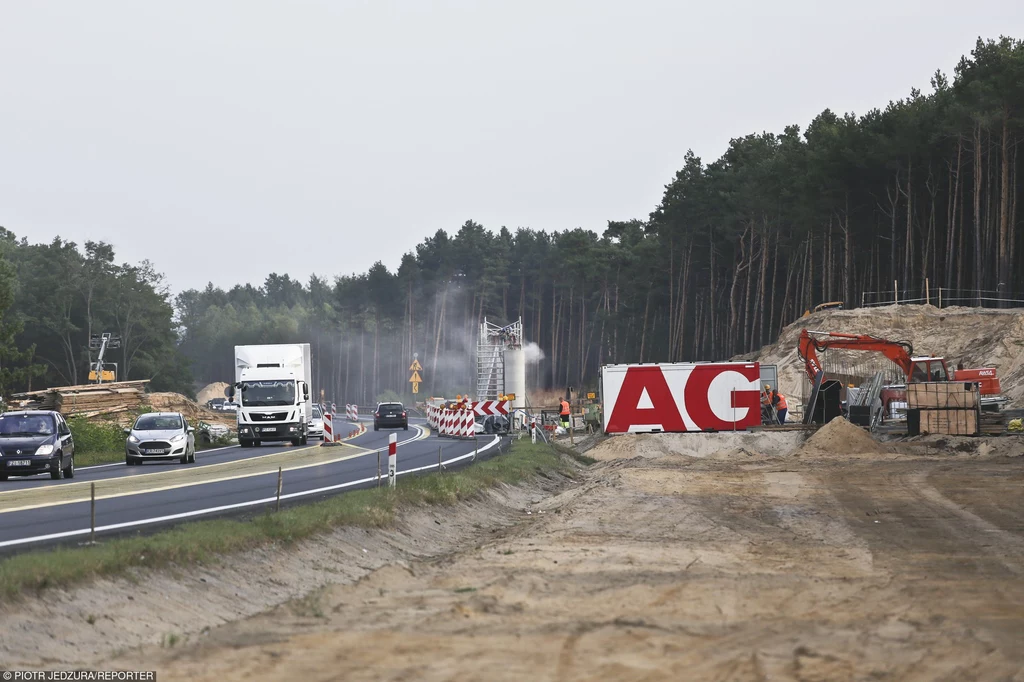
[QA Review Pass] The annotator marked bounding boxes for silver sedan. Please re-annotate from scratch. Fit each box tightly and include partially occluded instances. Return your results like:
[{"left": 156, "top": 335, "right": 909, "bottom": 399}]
[{"left": 125, "top": 412, "right": 196, "bottom": 465}]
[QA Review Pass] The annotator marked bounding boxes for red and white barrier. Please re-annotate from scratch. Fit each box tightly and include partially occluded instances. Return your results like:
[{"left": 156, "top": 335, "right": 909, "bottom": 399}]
[
  {"left": 344, "top": 404, "right": 358, "bottom": 422},
  {"left": 601, "top": 362, "right": 762, "bottom": 434},
  {"left": 323, "top": 410, "right": 334, "bottom": 443},
  {"left": 471, "top": 400, "right": 509, "bottom": 416}
]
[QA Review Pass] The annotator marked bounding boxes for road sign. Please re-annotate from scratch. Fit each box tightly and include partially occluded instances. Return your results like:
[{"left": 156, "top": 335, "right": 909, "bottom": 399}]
[
  {"left": 412, "top": 383, "right": 419, "bottom": 394},
  {"left": 409, "top": 370, "right": 422, "bottom": 383},
  {"left": 409, "top": 359, "right": 422, "bottom": 371},
  {"left": 587, "top": 392, "right": 596, "bottom": 399}
]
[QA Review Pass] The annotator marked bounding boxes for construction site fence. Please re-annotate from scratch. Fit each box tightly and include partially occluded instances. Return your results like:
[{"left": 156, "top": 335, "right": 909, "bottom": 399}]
[{"left": 860, "top": 287, "right": 1024, "bottom": 309}]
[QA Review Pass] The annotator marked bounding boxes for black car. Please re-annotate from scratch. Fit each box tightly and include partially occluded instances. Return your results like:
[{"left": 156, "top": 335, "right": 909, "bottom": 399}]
[
  {"left": 374, "top": 402, "right": 408, "bottom": 431},
  {"left": 0, "top": 410, "right": 76, "bottom": 481}
]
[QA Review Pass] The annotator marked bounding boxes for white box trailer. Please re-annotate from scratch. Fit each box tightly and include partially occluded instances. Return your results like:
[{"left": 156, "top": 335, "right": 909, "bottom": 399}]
[
  {"left": 231, "top": 344, "right": 313, "bottom": 447},
  {"left": 601, "top": 362, "right": 762, "bottom": 434}
]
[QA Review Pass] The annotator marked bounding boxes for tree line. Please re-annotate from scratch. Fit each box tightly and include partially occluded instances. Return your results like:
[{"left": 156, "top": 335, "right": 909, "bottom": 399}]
[
  {"left": 0, "top": 229, "right": 191, "bottom": 399},
  {"left": 2, "top": 37, "right": 1022, "bottom": 405}
]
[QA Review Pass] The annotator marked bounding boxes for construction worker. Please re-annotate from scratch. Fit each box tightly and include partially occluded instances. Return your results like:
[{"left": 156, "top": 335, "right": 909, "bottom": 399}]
[
  {"left": 767, "top": 385, "right": 788, "bottom": 424},
  {"left": 559, "top": 396, "right": 571, "bottom": 429}
]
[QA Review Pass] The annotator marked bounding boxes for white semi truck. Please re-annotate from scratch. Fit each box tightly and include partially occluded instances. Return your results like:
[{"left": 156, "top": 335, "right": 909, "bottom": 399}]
[{"left": 228, "top": 343, "right": 312, "bottom": 447}]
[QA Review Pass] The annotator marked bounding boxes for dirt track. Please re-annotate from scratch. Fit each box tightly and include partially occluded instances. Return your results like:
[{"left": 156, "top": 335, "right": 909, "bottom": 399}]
[{"left": 107, "top": 424, "right": 1024, "bottom": 681}]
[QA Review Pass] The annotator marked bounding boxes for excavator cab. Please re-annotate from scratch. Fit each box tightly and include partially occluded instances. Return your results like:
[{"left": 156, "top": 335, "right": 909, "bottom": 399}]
[{"left": 911, "top": 358, "right": 949, "bottom": 383}]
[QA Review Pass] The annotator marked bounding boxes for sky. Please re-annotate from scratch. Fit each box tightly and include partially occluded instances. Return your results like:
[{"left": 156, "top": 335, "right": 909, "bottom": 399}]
[{"left": 2, "top": 0, "right": 1022, "bottom": 294}]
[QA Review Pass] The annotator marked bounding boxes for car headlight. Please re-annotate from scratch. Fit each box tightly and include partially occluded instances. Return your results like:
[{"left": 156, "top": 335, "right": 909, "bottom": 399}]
[
  {"left": 170, "top": 434, "right": 186, "bottom": 443},
  {"left": 128, "top": 435, "right": 140, "bottom": 444},
  {"left": 35, "top": 444, "right": 55, "bottom": 456}
]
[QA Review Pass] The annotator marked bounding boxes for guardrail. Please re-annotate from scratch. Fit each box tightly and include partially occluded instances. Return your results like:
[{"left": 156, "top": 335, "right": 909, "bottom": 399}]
[{"left": 860, "top": 283, "right": 1024, "bottom": 309}]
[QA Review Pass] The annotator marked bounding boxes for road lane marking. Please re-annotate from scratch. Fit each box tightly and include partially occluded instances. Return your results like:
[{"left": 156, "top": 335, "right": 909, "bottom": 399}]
[
  {"left": 79, "top": 444, "right": 241, "bottom": 471},
  {"left": 0, "top": 426, "right": 429, "bottom": 514},
  {"left": 0, "top": 436, "right": 500, "bottom": 549}
]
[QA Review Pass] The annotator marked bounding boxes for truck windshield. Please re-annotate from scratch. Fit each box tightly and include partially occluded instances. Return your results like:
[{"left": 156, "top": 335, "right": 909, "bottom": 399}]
[{"left": 240, "top": 380, "right": 295, "bottom": 407}]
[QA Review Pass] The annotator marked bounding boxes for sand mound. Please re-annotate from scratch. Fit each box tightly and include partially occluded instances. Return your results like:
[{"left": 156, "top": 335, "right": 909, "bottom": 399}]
[
  {"left": 196, "top": 382, "right": 231, "bottom": 405},
  {"left": 588, "top": 430, "right": 806, "bottom": 461},
  {"left": 794, "top": 417, "right": 887, "bottom": 458},
  {"left": 743, "top": 304, "right": 1024, "bottom": 411}
]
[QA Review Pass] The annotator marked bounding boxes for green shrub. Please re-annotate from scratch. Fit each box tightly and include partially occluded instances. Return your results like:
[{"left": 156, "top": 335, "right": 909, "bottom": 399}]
[{"left": 67, "top": 418, "right": 125, "bottom": 455}]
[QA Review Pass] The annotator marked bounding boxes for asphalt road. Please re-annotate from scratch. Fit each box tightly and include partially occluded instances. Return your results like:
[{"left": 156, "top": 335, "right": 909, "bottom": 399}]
[{"left": 0, "top": 417, "right": 503, "bottom": 551}]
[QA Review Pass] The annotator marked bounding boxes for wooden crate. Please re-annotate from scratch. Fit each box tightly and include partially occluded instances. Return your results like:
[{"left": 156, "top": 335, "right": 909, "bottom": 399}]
[
  {"left": 907, "top": 382, "right": 979, "bottom": 410},
  {"left": 919, "top": 408, "right": 979, "bottom": 436}
]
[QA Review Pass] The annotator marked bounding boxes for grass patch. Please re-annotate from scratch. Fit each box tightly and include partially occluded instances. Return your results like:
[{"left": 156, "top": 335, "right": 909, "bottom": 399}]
[
  {"left": 453, "top": 587, "right": 477, "bottom": 593},
  {"left": 0, "top": 440, "right": 568, "bottom": 600},
  {"left": 548, "top": 440, "right": 598, "bottom": 466}
]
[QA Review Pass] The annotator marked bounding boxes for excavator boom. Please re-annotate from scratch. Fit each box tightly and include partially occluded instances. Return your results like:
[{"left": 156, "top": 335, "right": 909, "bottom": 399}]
[{"left": 798, "top": 329, "right": 917, "bottom": 383}]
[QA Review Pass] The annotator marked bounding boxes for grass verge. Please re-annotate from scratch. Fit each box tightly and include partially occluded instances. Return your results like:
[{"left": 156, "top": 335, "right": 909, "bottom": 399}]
[{"left": 0, "top": 440, "right": 569, "bottom": 600}]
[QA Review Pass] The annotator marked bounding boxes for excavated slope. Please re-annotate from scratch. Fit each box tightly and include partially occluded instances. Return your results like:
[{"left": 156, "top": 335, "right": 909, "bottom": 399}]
[{"left": 741, "top": 304, "right": 1024, "bottom": 408}]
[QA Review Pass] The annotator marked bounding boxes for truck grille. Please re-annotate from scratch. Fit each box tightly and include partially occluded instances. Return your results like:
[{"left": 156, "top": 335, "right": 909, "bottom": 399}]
[{"left": 247, "top": 411, "right": 290, "bottom": 422}]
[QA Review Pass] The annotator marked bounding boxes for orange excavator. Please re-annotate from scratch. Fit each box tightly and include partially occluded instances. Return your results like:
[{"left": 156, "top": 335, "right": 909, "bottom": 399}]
[{"left": 798, "top": 329, "right": 1003, "bottom": 405}]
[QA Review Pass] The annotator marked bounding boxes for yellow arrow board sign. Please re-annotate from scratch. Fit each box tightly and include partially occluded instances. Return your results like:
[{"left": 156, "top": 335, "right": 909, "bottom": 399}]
[
  {"left": 409, "top": 359, "right": 422, "bottom": 371},
  {"left": 409, "top": 370, "right": 422, "bottom": 383}
]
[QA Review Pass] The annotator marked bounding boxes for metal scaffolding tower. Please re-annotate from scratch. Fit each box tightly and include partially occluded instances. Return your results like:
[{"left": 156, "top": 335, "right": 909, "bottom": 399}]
[{"left": 476, "top": 317, "right": 522, "bottom": 400}]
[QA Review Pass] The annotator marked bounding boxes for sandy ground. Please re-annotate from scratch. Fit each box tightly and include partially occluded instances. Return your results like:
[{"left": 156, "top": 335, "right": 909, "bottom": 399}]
[{"left": 4, "top": 421, "right": 1024, "bottom": 680}]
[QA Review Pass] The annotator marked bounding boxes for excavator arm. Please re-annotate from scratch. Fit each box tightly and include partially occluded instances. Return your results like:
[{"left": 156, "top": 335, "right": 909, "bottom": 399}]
[{"left": 798, "top": 329, "right": 916, "bottom": 383}]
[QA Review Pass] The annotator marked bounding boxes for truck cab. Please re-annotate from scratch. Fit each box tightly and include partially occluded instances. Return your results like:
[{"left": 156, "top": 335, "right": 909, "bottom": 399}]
[{"left": 230, "top": 367, "right": 310, "bottom": 447}]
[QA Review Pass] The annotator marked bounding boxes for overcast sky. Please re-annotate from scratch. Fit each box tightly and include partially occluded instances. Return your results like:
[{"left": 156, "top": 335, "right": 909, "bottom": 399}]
[{"left": 2, "top": 1, "right": 1021, "bottom": 294}]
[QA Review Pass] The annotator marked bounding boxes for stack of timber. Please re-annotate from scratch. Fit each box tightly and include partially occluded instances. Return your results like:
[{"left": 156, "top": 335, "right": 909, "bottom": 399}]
[
  {"left": 906, "top": 382, "right": 980, "bottom": 436},
  {"left": 10, "top": 380, "right": 150, "bottom": 419}
]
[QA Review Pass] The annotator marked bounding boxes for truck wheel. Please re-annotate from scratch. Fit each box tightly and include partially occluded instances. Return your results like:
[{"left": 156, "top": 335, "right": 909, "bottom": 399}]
[
  {"left": 254, "top": 440, "right": 262, "bottom": 447},
  {"left": 300, "top": 433, "right": 308, "bottom": 445}
]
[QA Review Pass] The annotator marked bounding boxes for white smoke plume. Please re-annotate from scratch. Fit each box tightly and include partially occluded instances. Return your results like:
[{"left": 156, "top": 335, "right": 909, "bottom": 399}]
[{"left": 523, "top": 341, "right": 545, "bottom": 364}]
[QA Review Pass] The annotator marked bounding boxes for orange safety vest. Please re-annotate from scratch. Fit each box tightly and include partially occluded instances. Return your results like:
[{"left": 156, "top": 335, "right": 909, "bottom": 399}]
[
  {"left": 775, "top": 392, "right": 788, "bottom": 411},
  {"left": 560, "top": 400, "right": 570, "bottom": 416}
]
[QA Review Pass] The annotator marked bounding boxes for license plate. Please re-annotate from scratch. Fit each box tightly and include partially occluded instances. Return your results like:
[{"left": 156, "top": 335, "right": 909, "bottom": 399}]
[
  {"left": 261, "top": 427, "right": 276, "bottom": 432},
  {"left": 9, "top": 460, "right": 30, "bottom": 466},
  {"left": 143, "top": 449, "right": 167, "bottom": 455}
]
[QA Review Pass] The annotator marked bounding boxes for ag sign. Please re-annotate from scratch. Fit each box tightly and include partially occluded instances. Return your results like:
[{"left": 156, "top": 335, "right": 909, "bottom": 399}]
[{"left": 601, "top": 362, "right": 761, "bottom": 434}]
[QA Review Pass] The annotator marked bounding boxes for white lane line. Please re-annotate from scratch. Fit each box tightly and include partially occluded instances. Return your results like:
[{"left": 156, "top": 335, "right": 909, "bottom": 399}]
[
  {"left": 0, "top": 435, "right": 501, "bottom": 549},
  {"left": 0, "top": 426, "right": 429, "bottom": 514},
  {"left": 78, "top": 444, "right": 242, "bottom": 471}
]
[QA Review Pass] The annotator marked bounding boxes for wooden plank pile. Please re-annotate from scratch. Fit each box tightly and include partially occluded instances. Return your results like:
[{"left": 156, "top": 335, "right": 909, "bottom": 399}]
[
  {"left": 10, "top": 380, "right": 150, "bottom": 419},
  {"left": 906, "top": 382, "right": 980, "bottom": 436}
]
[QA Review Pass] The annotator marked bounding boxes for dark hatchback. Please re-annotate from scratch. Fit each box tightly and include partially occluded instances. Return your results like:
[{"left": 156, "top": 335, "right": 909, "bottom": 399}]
[
  {"left": 0, "top": 411, "right": 76, "bottom": 481},
  {"left": 374, "top": 402, "right": 408, "bottom": 431}
]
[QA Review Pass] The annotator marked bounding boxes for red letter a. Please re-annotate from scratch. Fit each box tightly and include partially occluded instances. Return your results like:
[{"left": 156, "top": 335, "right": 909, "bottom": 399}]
[{"left": 606, "top": 367, "right": 686, "bottom": 433}]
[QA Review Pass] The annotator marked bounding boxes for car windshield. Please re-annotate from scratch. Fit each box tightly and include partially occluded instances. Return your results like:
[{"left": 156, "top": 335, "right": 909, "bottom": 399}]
[
  {"left": 134, "top": 414, "right": 183, "bottom": 431},
  {"left": 311, "top": 406, "right": 322, "bottom": 418},
  {"left": 240, "top": 380, "right": 295, "bottom": 407},
  {"left": 0, "top": 415, "right": 55, "bottom": 436}
]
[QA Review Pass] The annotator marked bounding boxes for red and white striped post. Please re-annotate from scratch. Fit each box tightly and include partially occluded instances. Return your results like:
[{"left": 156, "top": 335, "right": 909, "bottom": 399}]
[
  {"left": 387, "top": 432, "right": 397, "bottom": 488},
  {"left": 323, "top": 410, "right": 334, "bottom": 443},
  {"left": 530, "top": 416, "right": 536, "bottom": 444}
]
